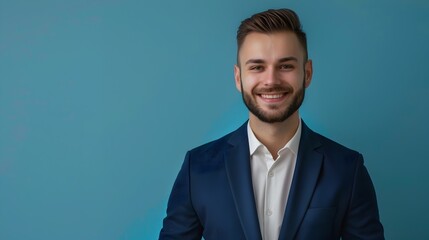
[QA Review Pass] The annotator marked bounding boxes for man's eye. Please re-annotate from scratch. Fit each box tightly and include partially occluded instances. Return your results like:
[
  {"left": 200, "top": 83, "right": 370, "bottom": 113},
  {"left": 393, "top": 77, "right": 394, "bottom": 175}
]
[
  {"left": 249, "top": 66, "right": 263, "bottom": 71},
  {"left": 280, "top": 64, "right": 293, "bottom": 70}
]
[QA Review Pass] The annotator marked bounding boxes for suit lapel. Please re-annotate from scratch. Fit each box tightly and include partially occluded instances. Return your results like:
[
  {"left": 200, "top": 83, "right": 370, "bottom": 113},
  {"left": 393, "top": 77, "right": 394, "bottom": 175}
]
[
  {"left": 278, "top": 121, "right": 324, "bottom": 240},
  {"left": 225, "top": 123, "right": 262, "bottom": 240}
]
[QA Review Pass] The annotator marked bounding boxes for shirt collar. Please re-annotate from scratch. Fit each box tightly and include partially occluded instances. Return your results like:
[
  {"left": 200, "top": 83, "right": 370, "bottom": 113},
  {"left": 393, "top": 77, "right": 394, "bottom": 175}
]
[{"left": 247, "top": 119, "right": 302, "bottom": 157}]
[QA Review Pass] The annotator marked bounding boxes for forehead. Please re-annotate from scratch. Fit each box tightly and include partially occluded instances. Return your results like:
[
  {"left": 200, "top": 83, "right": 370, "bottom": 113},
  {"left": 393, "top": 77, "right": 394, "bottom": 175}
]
[{"left": 238, "top": 31, "right": 305, "bottom": 64}]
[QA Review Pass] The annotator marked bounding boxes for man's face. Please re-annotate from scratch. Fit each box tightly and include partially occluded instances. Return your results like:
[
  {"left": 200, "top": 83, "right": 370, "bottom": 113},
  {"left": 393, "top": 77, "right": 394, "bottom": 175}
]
[{"left": 234, "top": 31, "right": 312, "bottom": 123}]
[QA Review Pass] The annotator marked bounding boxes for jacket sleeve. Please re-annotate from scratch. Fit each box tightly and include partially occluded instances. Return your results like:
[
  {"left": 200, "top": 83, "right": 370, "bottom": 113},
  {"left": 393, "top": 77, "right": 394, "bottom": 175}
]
[
  {"left": 342, "top": 154, "right": 385, "bottom": 239},
  {"left": 159, "top": 152, "right": 203, "bottom": 240}
]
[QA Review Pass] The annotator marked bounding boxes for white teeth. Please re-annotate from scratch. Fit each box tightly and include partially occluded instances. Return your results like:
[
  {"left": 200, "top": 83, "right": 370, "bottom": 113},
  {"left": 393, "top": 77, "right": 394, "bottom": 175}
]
[{"left": 261, "top": 94, "right": 283, "bottom": 99}]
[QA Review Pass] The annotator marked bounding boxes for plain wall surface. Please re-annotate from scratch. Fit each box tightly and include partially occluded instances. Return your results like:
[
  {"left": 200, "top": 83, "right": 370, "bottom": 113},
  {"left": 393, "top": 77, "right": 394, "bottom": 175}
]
[{"left": 1, "top": 0, "right": 428, "bottom": 239}]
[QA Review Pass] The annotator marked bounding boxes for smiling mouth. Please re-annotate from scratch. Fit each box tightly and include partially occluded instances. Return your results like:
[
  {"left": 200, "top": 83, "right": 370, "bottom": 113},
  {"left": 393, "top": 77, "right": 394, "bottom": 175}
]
[{"left": 260, "top": 94, "right": 285, "bottom": 99}]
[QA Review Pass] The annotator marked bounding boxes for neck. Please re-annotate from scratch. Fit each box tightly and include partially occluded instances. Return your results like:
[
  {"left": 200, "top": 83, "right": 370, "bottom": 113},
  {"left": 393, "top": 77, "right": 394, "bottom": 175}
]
[{"left": 249, "top": 112, "right": 300, "bottom": 159}]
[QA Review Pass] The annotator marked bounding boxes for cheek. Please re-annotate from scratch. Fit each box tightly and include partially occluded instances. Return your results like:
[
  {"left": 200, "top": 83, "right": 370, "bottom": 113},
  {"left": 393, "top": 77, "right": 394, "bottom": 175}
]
[
  {"left": 241, "top": 80, "right": 256, "bottom": 94},
  {"left": 241, "top": 74, "right": 259, "bottom": 88},
  {"left": 289, "top": 73, "right": 306, "bottom": 88},
  {"left": 238, "top": 75, "right": 248, "bottom": 90}
]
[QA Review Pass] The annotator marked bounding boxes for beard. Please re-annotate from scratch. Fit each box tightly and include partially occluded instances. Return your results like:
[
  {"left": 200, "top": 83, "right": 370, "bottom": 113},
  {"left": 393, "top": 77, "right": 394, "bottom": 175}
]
[{"left": 240, "top": 77, "right": 305, "bottom": 123}]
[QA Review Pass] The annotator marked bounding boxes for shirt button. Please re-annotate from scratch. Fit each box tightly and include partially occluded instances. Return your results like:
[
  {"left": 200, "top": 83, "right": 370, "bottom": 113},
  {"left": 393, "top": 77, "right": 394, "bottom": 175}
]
[
  {"left": 267, "top": 209, "right": 273, "bottom": 216},
  {"left": 268, "top": 172, "right": 274, "bottom": 177}
]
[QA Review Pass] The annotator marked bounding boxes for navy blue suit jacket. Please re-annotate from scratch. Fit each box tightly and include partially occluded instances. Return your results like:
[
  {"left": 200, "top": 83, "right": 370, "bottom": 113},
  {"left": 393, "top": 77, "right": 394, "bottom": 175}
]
[{"left": 160, "top": 121, "right": 384, "bottom": 239}]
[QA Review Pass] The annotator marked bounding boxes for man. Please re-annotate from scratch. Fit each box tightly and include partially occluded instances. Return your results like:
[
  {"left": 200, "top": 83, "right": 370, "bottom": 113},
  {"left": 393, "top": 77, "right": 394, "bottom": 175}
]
[{"left": 159, "top": 9, "right": 384, "bottom": 240}]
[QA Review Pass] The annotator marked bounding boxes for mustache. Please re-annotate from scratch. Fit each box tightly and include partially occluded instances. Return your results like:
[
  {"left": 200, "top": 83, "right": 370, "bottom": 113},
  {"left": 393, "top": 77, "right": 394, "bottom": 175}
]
[{"left": 253, "top": 86, "right": 292, "bottom": 94}]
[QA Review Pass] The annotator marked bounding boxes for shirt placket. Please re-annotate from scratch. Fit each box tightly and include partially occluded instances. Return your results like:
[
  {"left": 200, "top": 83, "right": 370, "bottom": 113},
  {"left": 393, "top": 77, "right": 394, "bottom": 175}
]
[{"left": 264, "top": 152, "right": 277, "bottom": 240}]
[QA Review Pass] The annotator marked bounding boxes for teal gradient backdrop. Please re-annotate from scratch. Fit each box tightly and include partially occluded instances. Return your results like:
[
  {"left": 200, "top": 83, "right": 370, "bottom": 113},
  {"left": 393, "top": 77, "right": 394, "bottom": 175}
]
[{"left": 1, "top": 0, "right": 428, "bottom": 239}]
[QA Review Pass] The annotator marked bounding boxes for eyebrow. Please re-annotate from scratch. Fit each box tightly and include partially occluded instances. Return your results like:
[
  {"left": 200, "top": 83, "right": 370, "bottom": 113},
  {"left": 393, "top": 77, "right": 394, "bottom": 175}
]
[
  {"left": 245, "top": 56, "right": 298, "bottom": 65},
  {"left": 278, "top": 57, "right": 298, "bottom": 63}
]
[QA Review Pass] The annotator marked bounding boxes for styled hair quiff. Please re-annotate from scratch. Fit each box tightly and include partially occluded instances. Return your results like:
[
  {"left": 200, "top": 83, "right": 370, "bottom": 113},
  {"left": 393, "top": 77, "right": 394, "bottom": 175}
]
[{"left": 236, "top": 9, "right": 308, "bottom": 63}]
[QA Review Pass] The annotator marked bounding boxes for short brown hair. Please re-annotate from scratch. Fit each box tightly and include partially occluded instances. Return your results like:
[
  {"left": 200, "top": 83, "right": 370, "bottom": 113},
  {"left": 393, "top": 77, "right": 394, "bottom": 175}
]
[{"left": 236, "top": 9, "right": 308, "bottom": 63}]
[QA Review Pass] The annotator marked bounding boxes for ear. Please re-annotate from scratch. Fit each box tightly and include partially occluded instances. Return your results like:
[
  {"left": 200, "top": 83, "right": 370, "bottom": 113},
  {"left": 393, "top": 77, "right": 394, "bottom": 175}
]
[
  {"left": 234, "top": 64, "right": 242, "bottom": 92},
  {"left": 304, "top": 60, "right": 313, "bottom": 88}
]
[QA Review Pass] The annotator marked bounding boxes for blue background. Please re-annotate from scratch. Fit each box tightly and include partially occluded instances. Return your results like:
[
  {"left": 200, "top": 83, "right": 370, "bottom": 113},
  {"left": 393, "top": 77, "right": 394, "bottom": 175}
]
[{"left": 1, "top": 0, "right": 428, "bottom": 239}]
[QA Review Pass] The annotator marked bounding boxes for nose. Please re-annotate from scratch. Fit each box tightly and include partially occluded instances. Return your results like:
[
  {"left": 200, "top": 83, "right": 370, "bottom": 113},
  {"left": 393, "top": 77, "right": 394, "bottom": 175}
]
[{"left": 263, "top": 67, "right": 280, "bottom": 86}]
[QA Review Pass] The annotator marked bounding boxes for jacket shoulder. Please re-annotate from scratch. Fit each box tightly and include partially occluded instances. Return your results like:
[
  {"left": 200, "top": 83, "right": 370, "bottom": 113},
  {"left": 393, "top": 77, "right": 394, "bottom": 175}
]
[
  {"left": 186, "top": 122, "right": 247, "bottom": 162},
  {"left": 188, "top": 130, "right": 236, "bottom": 157},
  {"left": 317, "top": 133, "right": 360, "bottom": 157},
  {"left": 301, "top": 121, "right": 362, "bottom": 164},
  {"left": 308, "top": 129, "right": 364, "bottom": 172}
]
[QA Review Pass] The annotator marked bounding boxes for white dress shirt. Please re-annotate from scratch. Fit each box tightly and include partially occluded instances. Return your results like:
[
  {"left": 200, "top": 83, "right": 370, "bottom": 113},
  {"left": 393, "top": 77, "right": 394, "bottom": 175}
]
[{"left": 247, "top": 121, "right": 302, "bottom": 240}]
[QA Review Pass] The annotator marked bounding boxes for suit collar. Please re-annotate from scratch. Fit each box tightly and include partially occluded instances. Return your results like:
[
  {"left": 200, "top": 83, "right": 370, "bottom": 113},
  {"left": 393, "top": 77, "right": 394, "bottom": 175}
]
[
  {"left": 225, "top": 122, "right": 262, "bottom": 240},
  {"left": 224, "top": 120, "right": 323, "bottom": 240},
  {"left": 247, "top": 120, "right": 303, "bottom": 157},
  {"left": 278, "top": 121, "right": 324, "bottom": 239}
]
